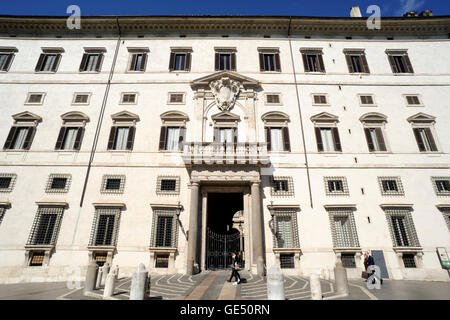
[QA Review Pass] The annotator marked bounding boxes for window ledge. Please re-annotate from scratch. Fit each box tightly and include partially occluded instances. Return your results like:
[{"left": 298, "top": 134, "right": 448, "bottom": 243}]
[
  {"left": 393, "top": 247, "right": 423, "bottom": 254},
  {"left": 272, "top": 248, "right": 302, "bottom": 254},
  {"left": 87, "top": 245, "right": 116, "bottom": 252},
  {"left": 149, "top": 247, "right": 177, "bottom": 253},
  {"left": 333, "top": 247, "right": 361, "bottom": 253},
  {"left": 25, "top": 244, "right": 55, "bottom": 251}
]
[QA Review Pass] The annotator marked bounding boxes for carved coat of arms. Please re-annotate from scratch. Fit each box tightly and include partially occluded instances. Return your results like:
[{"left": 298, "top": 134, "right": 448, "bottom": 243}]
[{"left": 209, "top": 77, "right": 241, "bottom": 111}]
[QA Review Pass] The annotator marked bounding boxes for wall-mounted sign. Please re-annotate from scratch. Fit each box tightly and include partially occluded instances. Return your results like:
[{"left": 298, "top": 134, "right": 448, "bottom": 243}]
[{"left": 436, "top": 247, "right": 450, "bottom": 270}]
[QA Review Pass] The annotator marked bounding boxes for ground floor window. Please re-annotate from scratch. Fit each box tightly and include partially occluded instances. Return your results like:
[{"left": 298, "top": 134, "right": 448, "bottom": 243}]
[
  {"left": 341, "top": 253, "right": 356, "bottom": 268},
  {"left": 155, "top": 254, "right": 170, "bottom": 268},
  {"left": 402, "top": 254, "right": 417, "bottom": 268},
  {"left": 280, "top": 253, "right": 295, "bottom": 269}
]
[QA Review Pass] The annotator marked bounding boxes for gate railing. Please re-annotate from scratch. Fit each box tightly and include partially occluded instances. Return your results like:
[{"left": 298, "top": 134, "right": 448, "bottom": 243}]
[{"left": 206, "top": 228, "right": 244, "bottom": 270}]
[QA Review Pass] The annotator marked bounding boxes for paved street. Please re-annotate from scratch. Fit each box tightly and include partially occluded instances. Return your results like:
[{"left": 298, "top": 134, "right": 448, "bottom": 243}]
[{"left": 0, "top": 270, "right": 449, "bottom": 300}]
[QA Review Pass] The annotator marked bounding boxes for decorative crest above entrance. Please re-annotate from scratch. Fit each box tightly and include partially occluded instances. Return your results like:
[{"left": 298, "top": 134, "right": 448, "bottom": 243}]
[{"left": 209, "top": 77, "right": 240, "bottom": 111}]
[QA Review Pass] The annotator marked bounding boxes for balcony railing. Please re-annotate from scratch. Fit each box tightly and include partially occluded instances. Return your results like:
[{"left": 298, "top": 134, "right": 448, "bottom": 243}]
[{"left": 182, "top": 142, "right": 269, "bottom": 165}]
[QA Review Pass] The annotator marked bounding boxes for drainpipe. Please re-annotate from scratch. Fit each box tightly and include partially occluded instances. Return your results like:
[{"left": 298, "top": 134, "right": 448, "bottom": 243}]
[
  {"left": 287, "top": 17, "right": 314, "bottom": 208},
  {"left": 79, "top": 17, "right": 122, "bottom": 208}
]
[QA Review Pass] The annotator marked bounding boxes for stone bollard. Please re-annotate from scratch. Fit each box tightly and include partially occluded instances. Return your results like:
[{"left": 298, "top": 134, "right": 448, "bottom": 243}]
[
  {"left": 334, "top": 260, "right": 349, "bottom": 296},
  {"left": 95, "top": 266, "right": 104, "bottom": 289},
  {"left": 130, "top": 263, "right": 150, "bottom": 300},
  {"left": 83, "top": 261, "right": 99, "bottom": 294},
  {"left": 310, "top": 274, "right": 322, "bottom": 300},
  {"left": 103, "top": 266, "right": 118, "bottom": 299},
  {"left": 101, "top": 262, "right": 110, "bottom": 286},
  {"left": 267, "top": 264, "right": 285, "bottom": 300},
  {"left": 115, "top": 265, "right": 119, "bottom": 280}
]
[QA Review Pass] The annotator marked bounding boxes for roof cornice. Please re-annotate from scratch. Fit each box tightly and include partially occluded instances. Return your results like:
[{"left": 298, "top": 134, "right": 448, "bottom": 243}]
[{"left": 0, "top": 15, "right": 449, "bottom": 37}]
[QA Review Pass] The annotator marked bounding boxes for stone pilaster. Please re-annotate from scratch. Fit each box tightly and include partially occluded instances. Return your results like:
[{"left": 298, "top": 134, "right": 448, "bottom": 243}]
[
  {"left": 186, "top": 182, "right": 200, "bottom": 275},
  {"left": 251, "top": 181, "right": 264, "bottom": 276}
]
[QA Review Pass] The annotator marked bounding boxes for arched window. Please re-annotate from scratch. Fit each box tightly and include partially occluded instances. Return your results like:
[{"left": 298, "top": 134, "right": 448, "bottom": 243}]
[
  {"left": 359, "top": 112, "right": 388, "bottom": 152},
  {"left": 407, "top": 113, "right": 439, "bottom": 152},
  {"left": 159, "top": 111, "right": 189, "bottom": 151},
  {"left": 107, "top": 111, "right": 139, "bottom": 151},
  {"left": 310, "top": 112, "right": 341, "bottom": 152},
  {"left": 55, "top": 112, "right": 89, "bottom": 151},
  {"left": 3, "top": 111, "right": 42, "bottom": 151}
]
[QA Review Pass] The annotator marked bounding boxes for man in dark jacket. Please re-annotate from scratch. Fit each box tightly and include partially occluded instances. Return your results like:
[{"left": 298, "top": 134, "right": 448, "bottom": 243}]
[
  {"left": 228, "top": 252, "right": 241, "bottom": 284},
  {"left": 365, "top": 251, "right": 383, "bottom": 285}
]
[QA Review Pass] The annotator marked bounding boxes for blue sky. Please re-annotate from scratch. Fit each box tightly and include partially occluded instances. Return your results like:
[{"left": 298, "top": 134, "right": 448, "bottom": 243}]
[{"left": 1, "top": 0, "right": 449, "bottom": 17}]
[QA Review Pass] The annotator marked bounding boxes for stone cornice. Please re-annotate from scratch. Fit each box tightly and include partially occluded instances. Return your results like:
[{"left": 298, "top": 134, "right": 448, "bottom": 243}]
[{"left": 0, "top": 15, "right": 449, "bottom": 37}]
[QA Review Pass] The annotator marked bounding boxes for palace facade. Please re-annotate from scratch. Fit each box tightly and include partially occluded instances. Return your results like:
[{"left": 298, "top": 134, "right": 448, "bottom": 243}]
[{"left": 0, "top": 13, "right": 449, "bottom": 283}]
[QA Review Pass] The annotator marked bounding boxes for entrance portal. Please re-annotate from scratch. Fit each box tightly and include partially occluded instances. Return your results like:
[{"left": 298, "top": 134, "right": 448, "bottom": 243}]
[{"left": 206, "top": 192, "right": 244, "bottom": 270}]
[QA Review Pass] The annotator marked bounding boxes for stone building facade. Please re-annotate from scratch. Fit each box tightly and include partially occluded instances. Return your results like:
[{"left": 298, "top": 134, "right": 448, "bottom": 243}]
[{"left": 0, "top": 14, "right": 449, "bottom": 283}]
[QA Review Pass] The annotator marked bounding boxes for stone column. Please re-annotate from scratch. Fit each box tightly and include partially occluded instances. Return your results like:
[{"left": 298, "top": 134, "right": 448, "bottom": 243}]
[
  {"left": 186, "top": 182, "right": 200, "bottom": 275},
  {"left": 251, "top": 181, "right": 264, "bottom": 276}
]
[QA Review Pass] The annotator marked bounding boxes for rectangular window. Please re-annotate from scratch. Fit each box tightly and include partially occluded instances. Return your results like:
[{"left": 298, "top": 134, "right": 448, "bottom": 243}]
[
  {"left": 45, "top": 174, "right": 71, "bottom": 193},
  {"left": 402, "top": 254, "right": 416, "bottom": 268},
  {"left": 27, "top": 206, "right": 64, "bottom": 246},
  {"left": 385, "top": 208, "right": 420, "bottom": 248},
  {"left": 107, "top": 126, "right": 135, "bottom": 151},
  {"left": 29, "top": 251, "right": 45, "bottom": 267},
  {"left": 378, "top": 177, "right": 404, "bottom": 196},
  {"left": 0, "top": 177, "right": 12, "bottom": 189},
  {"left": 265, "top": 127, "right": 290, "bottom": 152},
  {"left": 9, "top": 127, "right": 33, "bottom": 150},
  {"left": 280, "top": 254, "right": 295, "bottom": 269},
  {"left": 265, "top": 94, "right": 281, "bottom": 105},
  {"left": 273, "top": 209, "right": 299, "bottom": 249},
  {"left": 90, "top": 207, "right": 121, "bottom": 247},
  {"left": 301, "top": 50, "right": 325, "bottom": 72},
  {"left": 413, "top": 128, "right": 438, "bottom": 152},
  {"left": 431, "top": 177, "right": 450, "bottom": 196},
  {"left": 169, "top": 50, "right": 191, "bottom": 71},
  {"left": 0, "top": 174, "right": 16, "bottom": 193},
  {"left": 364, "top": 127, "right": 387, "bottom": 152},
  {"left": 341, "top": 254, "right": 357, "bottom": 268},
  {"left": 129, "top": 53, "right": 147, "bottom": 72},
  {"left": 313, "top": 95, "right": 328, "bottom": 105},
  {"left": 101, "top": 175, "right": 125, "bottom": 194},
  {"left": 271, "top": 176, "right": 294, "bottom": 197},
  {"left": 55, "top": 127, "right": 84, "bottom": 151},
  {"left": 73, "top": 93, "right": 90, "bottom": 105},
  {"left": 259, "top": 52, "right": 281, "bottom": 72},
  {"left": 168, "top": 93, "right": 185, "bottom": 104},
  {"left": 328, "top": 209, "right": 360, "bottom": 248},
  {"left": 121, "top": 93, "right": 137, "bottom": 104},
  {"left": 215, "top": 51, "right": 236, "bottom": 71},
  {"left": 159, "top": 126, "right": 186, "bottom": 151},
  {"left": 315, "top": 127, "right": 341, "bottom": 152},
  {"left": 79, "top": 50, "right": 105, "bottom": 72},
  {"left": 0, "top": 207, "right": 6, "bottom": 226},
  {"left": 156, "top": 176, "right": 180, "bottom": 195},
  {"left": 0, "top": 51, "right": 14, "bottom": 72},
  {"left": 344, "top": 51, "right": 370, "bottom": 74},
  {"left": 26, "top": 93, "right": 44, "bottom": 104},
  {"left": 359, "top": 95, "right": 375, "bottom": 106},
  {"left": 386, "top": 51, "right": 414, "bottom": 74},
  {"left": 440, "top": 208, "right": 450, "bottom": 232},
  {"left": 405, "top": 95, "right": 421, "bottom": 106},
  {"left": 155, "top": 254, "right": 170, "bottom": 268},
  {"left": 151, "top": 209, "right": 178, "bottom": 248},
  {"left": 35, "top": 50, "right": 62, "bottom": 73},
  {"left": 93, "top": 252, "right": 108, "bottom": 267}
]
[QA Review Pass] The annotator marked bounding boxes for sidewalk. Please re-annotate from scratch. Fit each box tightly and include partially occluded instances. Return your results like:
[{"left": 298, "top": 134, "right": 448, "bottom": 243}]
[{"left": 0, "top": 271, "right": 449, "bottom": 300}]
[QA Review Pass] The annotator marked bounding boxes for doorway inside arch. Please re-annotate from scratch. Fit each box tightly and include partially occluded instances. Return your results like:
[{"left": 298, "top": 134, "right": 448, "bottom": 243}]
[{"left": 206, "top": 192, "right": 244, "bottom": 270}]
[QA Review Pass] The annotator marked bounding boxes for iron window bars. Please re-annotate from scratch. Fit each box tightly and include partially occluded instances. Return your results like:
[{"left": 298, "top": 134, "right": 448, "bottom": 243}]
[
  {"left": 272, "top": 208, "right": 300, "bottom": 249},
  {"left": 45, "top": 174, "right": 71, "bottom": 193},
  {"left": 378, "top": 176, "right": 405, "bottom": 196},
  {"left": 270, "top": 176, "right": 294, "bottom": 197},
  {"left": 431, "top": 177, "right": 450, "bottom": 197},
  {"left": 384, "top": 208, "right": 420, "bottom": 247},
  {"left": 327, "top": 208, "right": 360, "bottom": 248},
  {"left": 89, "top": 207, "right": 122, "bottom": 246},
  {"left": 0, "top": 173, "right": 16, "bottom": 193},
  {"left": 324, "top": 176, "right": 349, "bottom": 196},
  {"left": 101, "top": 175, "right": 126, "bottom": 194},
  {"left": 156, "top": 176, "right": 180, "bottom": 196},
  {"left": 27, "top": 206, "right": 64, "bottom": 246},
  {"left": 150, "top": 209, "right": 178, "bottom": 248}
]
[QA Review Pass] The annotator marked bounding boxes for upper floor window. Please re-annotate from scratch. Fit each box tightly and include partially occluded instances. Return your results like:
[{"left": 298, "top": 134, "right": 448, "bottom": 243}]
[
  {"left": 35, "top": 48, "right": 63, "bottom": 72},
  {"left": 270, "top": 176, "right": 294, "bottom": 197},
  {"left": 258, "top": 48, "right": 281, "bottom": 72},
  {"left": 159, "top": 111, "right": 189, "bottom": 151},
  {"left": 358, "top": 94, "right": 376, "bottom": 107},
  {"left": 326, "top": 207, "right": 360, "bottom": 248},
  {"left": 72, "top": 93, "right": 91, "bottom": 105},
  {"left": 25, "top": 93, "right": 45, "bottom": 105},
  {"left": 127, "top": 48, "right": 149, "bottom": 72},
  {"left": 407, "top": 113, "right": 439, "bottom": 152},
  {"left": 55, "top": 112, "right": 89, "bottom": 151},
  {"left": 262, "top": 112, "right": 291, "bottom": 152},
  {"left": 168, "top": 93, "right": 185, "bottom": 105},
  {"left": 324, "top": 177, "right": 349, "bottom": 196},
  {"left": 382, "top": 206, "right": 420, "bottom": 248},
  {"left": 300, "top": 48, "right": 325, "bottom": 73},
  {"left": 312, "top": 94, "right": 329, "bottom": 106},
  {"left": 431, "top": 177, "right": 450, "bottom": 197},
  {"left": 150, "top": 208, "right": 179, "bottom": 248},
  {"left": 215, "top": 48, "right": 236, "bottom": 71},
  {"left": 269, "top": 207, "right": 300, "bottom": 249},
  {"left": 107, "top": 111, "right": 139, "bottom": 151},
  {"left": 265, "top": 93, "right": 282, "bottom": 105},
  {"left": 360, "top": 113, "right": 388, "bottom": 152},
  {"left": 89, "top": 206, "right": 122, "bottom": 247},
  {"left": 0, "top": 173, "right": 17, "bottom": 193},
  {"left": 344, "top": 49, "right": 370, "bottom": 74},
  {"left": 404, "top": 95, "right": 423, "bottom": 106},
  {"left": 311, "top": 112, "right": 341, "bottom": 152},
  {"left": 378, "top": 176, "right": 404, "bottom": 196},
  {"left": 120, "top": 93, "right": 137, "bottom": 104},
  {"left": 79, "top": 48, "right": 105, "bottom": 72},
  {"left": 169, "top": 47, "right": 192, "bottom": 72},
  {"left": 386, "top": 50, "right": 414, "bottom": 74},
  {"left": 0, "top": 47, "right": 17, "bottom": 72},
  {"left": 3, "top": 111, "right": 41, "bottom": 151}
]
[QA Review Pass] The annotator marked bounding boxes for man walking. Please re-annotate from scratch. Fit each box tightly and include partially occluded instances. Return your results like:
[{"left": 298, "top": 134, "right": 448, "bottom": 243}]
[
  {"left": 364, "top": 251, "right": 383, "bottom": 285},
  {"left": 228, "top": 252, "right": 241, "bottom": 285}
]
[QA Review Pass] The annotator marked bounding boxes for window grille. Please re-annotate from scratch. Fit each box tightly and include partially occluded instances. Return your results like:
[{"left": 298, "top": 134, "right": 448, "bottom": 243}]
[
  {"left": 272, "top": 209, "right": 299, "bottom": 248},
  {"left": 0, "top": 174, "right": 16, "bottom": 193},
  {"left": 169, "top": 93, "right": 184, "bottom": 104},
  {"left": 29, "top": 251, "right": 45, "bottom": 266},
  {"left": 93, "top": 252, "right": 108, "bottom": 267},
  {"left": 45, "top": 174, "right": 71, "bottom": 193},
  {"left": 384, "top": 208, "right": 420, "bottom": 247},
  {"left": 378, "top": 177, "right": 404, "bottom": 196},
  {"left": 89, "top": 207, "right": 121, "bottom": 246},
  {"left": 280, "top": 254, "right": 295, "bottom": 269},
  {"left": 402, "top": 254, "right": 416, "bottom": 268},
  {"left": 270, "top": 176, "right": 294, "bottom": 197},
  {"left": 439, "top": 207, "right": 450, "bottom": 232},
  {"left": 155, "top": 254, "right": 170, "bottom": 268},
  {"left": 156, "top": 176, "right": 180, "bottom": 195},
  {"left": 341, "top": 253, "right": 356, "bottom": 268},
  {"left": 151, "top": 209, "right": 178, "bottom": 248},
  {"left": 431, "top": 177, "right": 450, "bottom": 196},
  {"left": 27, "top": 206, "right": 64, "bottom": 246},
  {"left": 327, "top": 209, "right": 360, "bottom": 248},
  {"left": 324, "top": 177, "right": 349, "bottom": 196},
  {"left": 101, "top": 175, "right": 126, "bottom": 194}
]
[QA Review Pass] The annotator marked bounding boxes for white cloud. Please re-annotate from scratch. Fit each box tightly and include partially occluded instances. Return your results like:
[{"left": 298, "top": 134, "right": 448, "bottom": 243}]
[{"left": 396, "top": 0, "right": 426, "bottom": 16}]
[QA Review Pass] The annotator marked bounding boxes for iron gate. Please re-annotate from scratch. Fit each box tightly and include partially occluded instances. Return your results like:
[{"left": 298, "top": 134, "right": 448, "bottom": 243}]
[{"left": 206, "top": 228, "right": 243, "bottom": 270}]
